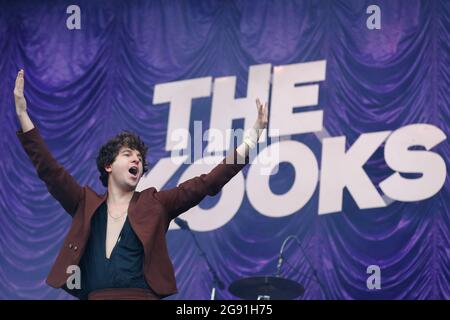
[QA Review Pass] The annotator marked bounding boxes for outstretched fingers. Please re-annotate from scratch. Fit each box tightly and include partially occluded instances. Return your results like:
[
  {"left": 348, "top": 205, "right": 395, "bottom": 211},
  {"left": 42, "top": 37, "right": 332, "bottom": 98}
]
[{"left": 14, "top": 69, "right": 24, "bottom": 96}]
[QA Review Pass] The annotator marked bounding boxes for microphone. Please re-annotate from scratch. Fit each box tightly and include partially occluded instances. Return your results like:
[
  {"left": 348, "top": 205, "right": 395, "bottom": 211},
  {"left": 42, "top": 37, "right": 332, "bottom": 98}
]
[
  {"left": 175, "top": 216, "right": 224, "bottom": 298},
  {"left": 276, "top": 235, "right": 329, "bottom": 299},
  {"left": 174, "top": 217, "right": 190, "bottom": 230}
]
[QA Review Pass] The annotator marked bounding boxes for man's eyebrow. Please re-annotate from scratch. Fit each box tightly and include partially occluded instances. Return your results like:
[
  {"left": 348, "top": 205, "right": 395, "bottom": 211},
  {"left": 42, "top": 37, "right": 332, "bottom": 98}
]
[{"left": 121, "top": 148, "right": 142, "bottom": 157}]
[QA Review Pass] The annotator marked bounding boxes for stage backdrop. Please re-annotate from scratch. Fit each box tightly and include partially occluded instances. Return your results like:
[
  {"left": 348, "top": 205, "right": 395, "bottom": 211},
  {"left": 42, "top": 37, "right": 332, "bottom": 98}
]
[{"left": 0, "top": 0, "right": 449, "bottom": 299}]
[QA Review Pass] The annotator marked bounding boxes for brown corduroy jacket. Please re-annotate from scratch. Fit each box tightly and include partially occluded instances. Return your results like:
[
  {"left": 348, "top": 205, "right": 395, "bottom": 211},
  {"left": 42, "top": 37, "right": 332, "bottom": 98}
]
[{"left": 18, "top": 128, "right": 248, "bottom": 297}]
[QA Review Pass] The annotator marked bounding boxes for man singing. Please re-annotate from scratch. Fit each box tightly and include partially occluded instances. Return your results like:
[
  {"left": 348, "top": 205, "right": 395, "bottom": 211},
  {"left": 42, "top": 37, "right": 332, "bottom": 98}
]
[{"left": 13, "top": 69, "right": 268, "bottom": 300}]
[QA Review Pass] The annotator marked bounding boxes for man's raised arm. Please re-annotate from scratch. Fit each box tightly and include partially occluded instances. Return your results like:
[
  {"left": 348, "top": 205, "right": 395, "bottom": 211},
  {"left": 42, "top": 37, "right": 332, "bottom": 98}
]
[
  {"left": 155, "top": 98, "right": 269, "bottom": 220},
  {"left": 14, "top": 70, "right": 83, "bottom": 216}
]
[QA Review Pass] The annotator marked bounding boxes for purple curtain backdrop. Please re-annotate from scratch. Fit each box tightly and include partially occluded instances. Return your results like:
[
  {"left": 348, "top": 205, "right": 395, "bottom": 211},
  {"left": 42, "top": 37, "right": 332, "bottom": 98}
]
[{"left": 0, "top": 0, "right": 449, "bottom": 299}]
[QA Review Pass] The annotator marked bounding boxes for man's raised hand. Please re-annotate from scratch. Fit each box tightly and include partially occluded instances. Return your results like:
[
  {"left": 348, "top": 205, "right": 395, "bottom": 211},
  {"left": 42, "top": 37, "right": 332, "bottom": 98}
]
[
  {"left": 255, "top": 98, "right": 269, "bottom": 131},
  {"left": 14, "top": 69, "right": 27, "bottom": 116},
  {"left": 14, "top": 69, "right": 34, "bottom": 133}
]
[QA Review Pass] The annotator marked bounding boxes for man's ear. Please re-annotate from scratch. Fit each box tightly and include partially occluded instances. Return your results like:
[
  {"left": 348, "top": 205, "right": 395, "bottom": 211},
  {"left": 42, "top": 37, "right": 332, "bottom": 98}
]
[{"left": 105, "top": 164, "right": 112, "bottom": 173}]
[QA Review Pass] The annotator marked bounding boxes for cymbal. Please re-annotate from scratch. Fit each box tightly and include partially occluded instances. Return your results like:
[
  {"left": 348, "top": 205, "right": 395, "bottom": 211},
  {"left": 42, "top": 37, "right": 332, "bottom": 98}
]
[{"left": 229, "top": 276, "right": 304, "bottom": 300}]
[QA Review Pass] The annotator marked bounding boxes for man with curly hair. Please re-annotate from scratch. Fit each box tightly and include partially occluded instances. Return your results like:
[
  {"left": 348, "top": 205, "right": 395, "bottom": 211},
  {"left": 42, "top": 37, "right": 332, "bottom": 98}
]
[{"left": 13, "top": 69, "right": 268, "bottom": 300}]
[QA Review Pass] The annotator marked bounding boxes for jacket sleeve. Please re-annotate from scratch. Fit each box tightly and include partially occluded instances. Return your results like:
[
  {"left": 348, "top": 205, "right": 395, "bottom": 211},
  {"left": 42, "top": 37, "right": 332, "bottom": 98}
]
[
  {"left": 154, "top": 150, "right": 249, "bottom": 220},
  {"left": 17, "top": 128, "right": 83, "bottom": 217}
]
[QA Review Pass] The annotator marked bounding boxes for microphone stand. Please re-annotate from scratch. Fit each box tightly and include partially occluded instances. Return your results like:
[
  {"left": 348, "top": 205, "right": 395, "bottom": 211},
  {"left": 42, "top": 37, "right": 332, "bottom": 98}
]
[
  {"left": 277, "top": 235, "right": 328, "bottom": 300},
  {"left": 174, "top": 218, "right": 224, "bottom": 300}
]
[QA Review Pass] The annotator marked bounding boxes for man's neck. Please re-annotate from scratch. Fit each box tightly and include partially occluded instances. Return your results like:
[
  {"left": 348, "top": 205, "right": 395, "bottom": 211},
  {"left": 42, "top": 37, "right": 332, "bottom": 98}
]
[{"left": 106, "top": 184, "right": 134, "bottom": 207}]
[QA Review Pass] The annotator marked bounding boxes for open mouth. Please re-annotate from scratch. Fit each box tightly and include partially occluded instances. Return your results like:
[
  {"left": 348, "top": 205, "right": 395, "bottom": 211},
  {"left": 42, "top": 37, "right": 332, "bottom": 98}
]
[{"left": 129, "top": 166, "right": 138, "bottom": 177}]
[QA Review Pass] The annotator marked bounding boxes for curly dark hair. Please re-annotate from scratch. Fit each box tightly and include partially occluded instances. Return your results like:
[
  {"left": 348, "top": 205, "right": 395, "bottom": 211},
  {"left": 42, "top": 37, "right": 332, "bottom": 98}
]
[{"left": 96, "top": 131, "right": 149, "bottom": 187}]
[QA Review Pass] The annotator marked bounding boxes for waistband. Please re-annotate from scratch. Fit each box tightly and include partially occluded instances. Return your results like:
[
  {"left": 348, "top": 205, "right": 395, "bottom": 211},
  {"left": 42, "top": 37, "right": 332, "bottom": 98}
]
[{"left": 88, "top": 287, "right": 161, "bottom": 300}]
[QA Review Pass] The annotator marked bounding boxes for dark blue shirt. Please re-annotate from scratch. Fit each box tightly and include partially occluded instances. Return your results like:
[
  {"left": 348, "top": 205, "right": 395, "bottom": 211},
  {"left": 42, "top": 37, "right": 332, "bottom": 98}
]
[{"left": 65, "top": 202, "right": 151, "bottom": 299}]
